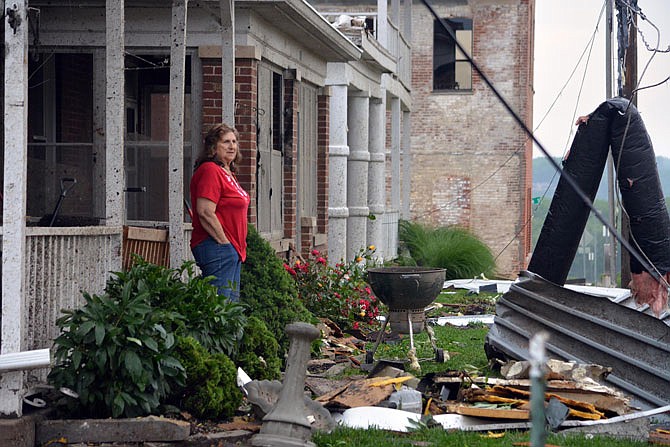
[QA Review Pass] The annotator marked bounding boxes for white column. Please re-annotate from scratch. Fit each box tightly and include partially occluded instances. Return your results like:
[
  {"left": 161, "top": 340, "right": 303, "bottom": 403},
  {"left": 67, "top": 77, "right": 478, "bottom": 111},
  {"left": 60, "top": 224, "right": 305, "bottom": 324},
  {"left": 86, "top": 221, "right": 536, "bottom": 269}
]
[
  {"left": 106, "top": 0, "right": 125, "bottom": 226},
  {"left": 377, "top": 0, "right": 388, "bottom": 50},
  {"left": 401, "top": 109, "right": 411, "bottom": 219},
  {"left": 346, "top": 94, "right": 370, "bottom": 260},
  {"left": 220, "top": 0, "right": 235, "bottom": 125},
  {"left": 391, "top": 0, "right": 400, "bottom": 24},
  {"left": 169, "top": 0, "right": 188, "bottom": 268},
  {"left": 105, "top": 0, "right": 125, "bottom": 272},
  {"left": 1, "top": 0, "right": 29, "bottom": 417},
  {"left": 367, "top": 97, "right": 386, "bottom": 259},
  {"left": 403, "top": 0, "right": 412, "bottom": 38},
  {"left": 328, "top": 84, "right": 349, "bottom": 264},
  {"left": 390, "top": 97, "right": 401, "bottom": 210}
]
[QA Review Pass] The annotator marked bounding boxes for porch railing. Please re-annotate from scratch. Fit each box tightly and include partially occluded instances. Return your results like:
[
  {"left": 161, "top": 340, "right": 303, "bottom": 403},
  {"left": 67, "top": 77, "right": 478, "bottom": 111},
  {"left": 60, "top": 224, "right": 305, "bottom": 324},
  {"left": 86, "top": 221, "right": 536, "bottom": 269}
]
[
  {"left": 391, "top": 19, "right": 412, "bottom": 90},
  {"left": 22, "top": 226, "right": 122, "bottom": 382}
]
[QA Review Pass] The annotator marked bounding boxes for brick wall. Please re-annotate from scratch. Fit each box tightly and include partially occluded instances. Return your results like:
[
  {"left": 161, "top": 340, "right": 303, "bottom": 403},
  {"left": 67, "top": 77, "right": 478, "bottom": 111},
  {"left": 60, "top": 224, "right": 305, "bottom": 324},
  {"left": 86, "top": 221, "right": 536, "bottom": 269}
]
[
  {"left": 283, "top": 76, "right": 298, "bottom": 246},
  {"left": 316, "top": 93, "right": 330, "bottom": 255},
  {"left": 410, "top": 0, "right": 534, "bottom": 278}
]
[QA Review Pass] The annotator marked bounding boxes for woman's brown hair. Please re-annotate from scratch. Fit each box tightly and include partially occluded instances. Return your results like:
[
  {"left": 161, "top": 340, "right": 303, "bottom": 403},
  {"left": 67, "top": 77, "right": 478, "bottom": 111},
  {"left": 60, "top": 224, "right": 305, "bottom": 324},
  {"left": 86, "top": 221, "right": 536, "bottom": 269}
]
[{"left": 194, "top": 123, "right": 242, "bottom": 171}]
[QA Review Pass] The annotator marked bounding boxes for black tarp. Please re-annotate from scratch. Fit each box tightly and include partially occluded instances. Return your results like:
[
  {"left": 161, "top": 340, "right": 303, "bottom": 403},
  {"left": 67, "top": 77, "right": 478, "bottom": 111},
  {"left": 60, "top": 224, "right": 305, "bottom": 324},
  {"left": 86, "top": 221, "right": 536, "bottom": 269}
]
[{"left": 528, "top": 97, "right": 670, "bottom": 284}]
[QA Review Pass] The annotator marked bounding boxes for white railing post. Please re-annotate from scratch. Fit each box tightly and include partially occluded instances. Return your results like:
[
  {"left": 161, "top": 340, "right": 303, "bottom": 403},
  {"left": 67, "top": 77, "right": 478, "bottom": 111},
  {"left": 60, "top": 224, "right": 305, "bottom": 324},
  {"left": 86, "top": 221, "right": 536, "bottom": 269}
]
[
  {"left": 1, "top": 0, "right": 29, "bottom": 417},
  {"left": 169, "top": 0, "right": 188, "bottom": 268}
]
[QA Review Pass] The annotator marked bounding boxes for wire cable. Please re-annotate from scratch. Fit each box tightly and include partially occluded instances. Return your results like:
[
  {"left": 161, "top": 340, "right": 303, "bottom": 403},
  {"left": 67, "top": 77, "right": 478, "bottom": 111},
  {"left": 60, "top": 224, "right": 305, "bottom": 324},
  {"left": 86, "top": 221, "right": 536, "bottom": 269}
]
[{"left": 418, "top": 0, "right": 662, "bottom": 283}]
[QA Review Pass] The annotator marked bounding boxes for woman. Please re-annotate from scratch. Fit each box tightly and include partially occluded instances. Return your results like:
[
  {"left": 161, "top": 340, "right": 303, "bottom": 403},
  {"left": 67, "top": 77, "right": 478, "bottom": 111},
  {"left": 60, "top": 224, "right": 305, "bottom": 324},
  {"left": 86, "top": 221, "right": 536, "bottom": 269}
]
[{"left": 190, "top": 123, "right": 250, "bottom": 301}]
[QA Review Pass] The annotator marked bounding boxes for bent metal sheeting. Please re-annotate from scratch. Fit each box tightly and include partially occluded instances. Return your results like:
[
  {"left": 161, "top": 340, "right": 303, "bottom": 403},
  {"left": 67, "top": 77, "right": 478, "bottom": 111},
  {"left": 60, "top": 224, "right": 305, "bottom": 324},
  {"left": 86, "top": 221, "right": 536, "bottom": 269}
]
[{"left": 486, "top": 271, "right": 670, "bottom": 409}]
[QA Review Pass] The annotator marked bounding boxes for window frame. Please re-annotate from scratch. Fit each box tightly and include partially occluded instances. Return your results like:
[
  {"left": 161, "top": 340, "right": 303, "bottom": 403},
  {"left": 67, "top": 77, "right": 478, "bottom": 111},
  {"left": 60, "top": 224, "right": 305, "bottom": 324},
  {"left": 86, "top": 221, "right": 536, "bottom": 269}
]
[{"left": 433, "top": 17, "right": 473, "bottom": 92}]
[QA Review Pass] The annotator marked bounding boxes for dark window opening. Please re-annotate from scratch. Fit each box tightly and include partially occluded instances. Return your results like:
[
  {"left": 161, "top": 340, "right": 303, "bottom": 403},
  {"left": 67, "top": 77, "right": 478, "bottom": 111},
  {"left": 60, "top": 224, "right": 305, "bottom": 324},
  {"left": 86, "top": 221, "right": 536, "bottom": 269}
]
[{"left": 433, "top": 18, "right": 473, "bottom": 91}]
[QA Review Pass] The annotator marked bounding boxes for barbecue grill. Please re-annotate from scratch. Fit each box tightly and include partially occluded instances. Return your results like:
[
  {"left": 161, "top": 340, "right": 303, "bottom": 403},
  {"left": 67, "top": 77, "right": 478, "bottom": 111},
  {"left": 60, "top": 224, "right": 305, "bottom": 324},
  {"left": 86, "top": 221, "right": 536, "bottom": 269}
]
[{"left": 365, "top": 267, "right": 447, "bottom": 368}]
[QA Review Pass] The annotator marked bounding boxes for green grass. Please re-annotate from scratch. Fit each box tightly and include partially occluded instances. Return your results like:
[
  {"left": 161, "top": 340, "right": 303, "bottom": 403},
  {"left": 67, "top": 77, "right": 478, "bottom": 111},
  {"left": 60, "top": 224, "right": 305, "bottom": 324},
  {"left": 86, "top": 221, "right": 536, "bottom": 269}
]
[
  {"left": 368, "top": 323, "right": 491, "bottom": 376},
  {"left": 365, "top": 289, "right": 498, "bottom": 375},
  {"left": 313, "top": 427, "right": 647, "bottom": 447},
  {"left": 431, "top": 289, "right": 499, "bottom": 316}
]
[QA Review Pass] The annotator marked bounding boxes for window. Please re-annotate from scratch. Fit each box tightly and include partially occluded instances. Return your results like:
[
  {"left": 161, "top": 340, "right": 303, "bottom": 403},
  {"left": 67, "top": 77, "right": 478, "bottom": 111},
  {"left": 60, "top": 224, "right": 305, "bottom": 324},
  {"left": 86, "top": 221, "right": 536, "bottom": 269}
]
[
  {"left": 433, "top": 18, "right": 472, "bottom": 91},
  {"left": 27, "top": 53, "right": 97, "bottom": 225},
  {"left": 124, "top": 54, "right": 193, "bottom": 223}
]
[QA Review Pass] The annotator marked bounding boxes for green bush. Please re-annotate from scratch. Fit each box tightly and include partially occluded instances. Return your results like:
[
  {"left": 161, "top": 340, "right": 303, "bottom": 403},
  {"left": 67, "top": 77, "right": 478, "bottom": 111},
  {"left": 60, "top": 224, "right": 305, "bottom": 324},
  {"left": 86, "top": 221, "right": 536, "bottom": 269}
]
[
  {"left": 240, "top": 226, "right": 315, "bottom": 356},
  {"left": 234, "top": 316, "right": 281, "bottom": 381},
  {"left": 48, "top": 284, "right": 185, "bottom": 418},
  {"left": 170, "top": 337, "right": 242, "bottom": 419},
  {"left": 107, "top": 258, "right": 247, "bottom": 356},
  {"left": 49, "top": 259, "right": 247, "bottom": 418},
  {"left": 398, "top": 220, "right": 496, "bottom": 280}
]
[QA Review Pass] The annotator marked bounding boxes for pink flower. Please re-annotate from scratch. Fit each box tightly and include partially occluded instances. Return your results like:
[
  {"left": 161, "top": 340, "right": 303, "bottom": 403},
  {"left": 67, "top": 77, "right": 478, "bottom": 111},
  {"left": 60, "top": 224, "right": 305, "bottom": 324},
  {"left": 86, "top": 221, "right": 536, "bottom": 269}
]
[
  {"left": 316, "top": 257, "right": 326, "bottom": 265},
  {"left": 352, "top": 321, "right": 360, "bottom": 330},
  {"left": 311, "top": 249, "right": 320, "bottom": 256}
]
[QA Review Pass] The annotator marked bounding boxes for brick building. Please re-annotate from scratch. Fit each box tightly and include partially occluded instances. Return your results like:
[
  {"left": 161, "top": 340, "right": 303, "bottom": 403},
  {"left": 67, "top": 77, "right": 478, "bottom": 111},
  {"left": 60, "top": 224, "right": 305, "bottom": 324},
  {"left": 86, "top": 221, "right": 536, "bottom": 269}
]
[{"left": 410, "top": 0, "right": 534, "bottom": 277}]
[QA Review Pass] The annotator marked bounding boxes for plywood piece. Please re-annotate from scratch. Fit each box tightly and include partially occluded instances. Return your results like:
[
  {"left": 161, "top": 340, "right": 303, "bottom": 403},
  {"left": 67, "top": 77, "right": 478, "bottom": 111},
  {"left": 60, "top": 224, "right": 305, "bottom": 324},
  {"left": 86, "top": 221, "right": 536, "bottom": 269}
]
[
  {"left": 316, "top": 377, "right": 394, "bottom": 409},
  {"left": 455, "top": 405, "right": 529, "bottom": 420}
]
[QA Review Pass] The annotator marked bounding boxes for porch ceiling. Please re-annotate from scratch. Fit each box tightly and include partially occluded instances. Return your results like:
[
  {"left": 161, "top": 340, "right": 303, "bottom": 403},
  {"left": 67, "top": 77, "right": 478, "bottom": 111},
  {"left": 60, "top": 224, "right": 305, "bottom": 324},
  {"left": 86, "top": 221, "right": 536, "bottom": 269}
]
[{"left": 235, "top": 0, "right": 362, "bottom": 62}]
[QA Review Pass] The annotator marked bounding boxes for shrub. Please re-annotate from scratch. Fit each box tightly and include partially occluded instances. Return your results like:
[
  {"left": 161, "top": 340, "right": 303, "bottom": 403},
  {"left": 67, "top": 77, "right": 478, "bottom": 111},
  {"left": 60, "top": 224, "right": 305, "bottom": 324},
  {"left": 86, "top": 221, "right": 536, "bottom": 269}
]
[
  {"left": 284, "top": 246, "right": 383, "bottom": 332},
  {"left": 234, "top": 316, "right": 281, "bottom": 381},
  {"left": 48, "top": 284, "right": 185, "bottom": 418},
  {"left": 240, "top": 226, "right": 315, "bottom": 356},
  {"left": 170, "top": 337, "right": 242, "bottom": 419},
  {"left": 49, "top": 259, "right": 247, "bottom": 418},
  {"left": 398, "top": 220, "right": 496, "bottom": 280},
  {"left": 107, "top": 258, "right": 247, "bottom": 356}
]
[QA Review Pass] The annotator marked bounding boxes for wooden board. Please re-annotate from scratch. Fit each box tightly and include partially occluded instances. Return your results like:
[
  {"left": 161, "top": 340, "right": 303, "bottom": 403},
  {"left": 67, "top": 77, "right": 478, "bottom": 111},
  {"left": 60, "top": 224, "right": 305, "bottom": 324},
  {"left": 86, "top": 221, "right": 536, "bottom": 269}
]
[{"left": 455, "top": 405, "right": 530, "bottom": 420}]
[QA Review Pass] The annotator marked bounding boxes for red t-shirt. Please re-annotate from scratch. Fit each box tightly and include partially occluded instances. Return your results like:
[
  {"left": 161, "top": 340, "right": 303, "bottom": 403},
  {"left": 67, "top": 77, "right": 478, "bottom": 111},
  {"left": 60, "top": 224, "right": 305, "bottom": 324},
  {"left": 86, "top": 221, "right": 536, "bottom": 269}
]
[{"left": 190, "top": 161, "right": 250, "bottom": 261}]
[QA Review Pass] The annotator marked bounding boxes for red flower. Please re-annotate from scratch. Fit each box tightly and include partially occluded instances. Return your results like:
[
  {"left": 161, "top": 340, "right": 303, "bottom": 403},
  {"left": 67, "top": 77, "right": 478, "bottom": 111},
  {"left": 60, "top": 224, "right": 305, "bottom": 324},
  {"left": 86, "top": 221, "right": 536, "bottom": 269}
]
[
  {"left": 283, "top": 264, "right": 297, "bottom": 276},
  {"left": 352, "top": 321, "right": 360, "bottom": 330},
  {"left": 316, "top": 257, "right": 326, "bottom": 265},
  {"left": 311, "top": 249, "right": 320, "bottom": 256}
]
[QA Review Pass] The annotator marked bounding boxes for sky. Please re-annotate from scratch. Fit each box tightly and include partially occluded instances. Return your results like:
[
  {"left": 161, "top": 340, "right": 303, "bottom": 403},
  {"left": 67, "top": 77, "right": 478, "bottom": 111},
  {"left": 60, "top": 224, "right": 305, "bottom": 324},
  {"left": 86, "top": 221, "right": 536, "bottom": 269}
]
[{"left": 533, "top": 0, "right": 670, "bottom": 159}]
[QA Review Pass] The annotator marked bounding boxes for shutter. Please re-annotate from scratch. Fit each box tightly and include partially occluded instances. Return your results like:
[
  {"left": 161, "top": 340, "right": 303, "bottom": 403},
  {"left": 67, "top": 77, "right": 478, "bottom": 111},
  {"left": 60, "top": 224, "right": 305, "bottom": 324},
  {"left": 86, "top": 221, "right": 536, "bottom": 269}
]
[
  {"left": 298, "top": 83, "right": 318, "bottom": 217},
  {"left": 257, "top": 64, "right": 272, "bottom": 234}
]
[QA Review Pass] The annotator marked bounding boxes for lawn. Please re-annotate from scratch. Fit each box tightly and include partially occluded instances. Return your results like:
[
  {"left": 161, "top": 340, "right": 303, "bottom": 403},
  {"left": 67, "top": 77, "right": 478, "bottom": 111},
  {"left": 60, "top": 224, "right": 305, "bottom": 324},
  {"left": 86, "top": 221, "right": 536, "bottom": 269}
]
[{"left": 313, "top": 426, "right": 647, "bottom": 446}]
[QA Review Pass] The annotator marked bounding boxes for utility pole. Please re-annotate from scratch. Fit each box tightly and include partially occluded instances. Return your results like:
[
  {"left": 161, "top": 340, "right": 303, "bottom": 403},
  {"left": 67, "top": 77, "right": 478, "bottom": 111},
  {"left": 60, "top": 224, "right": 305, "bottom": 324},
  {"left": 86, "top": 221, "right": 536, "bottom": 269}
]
[
  {"left": 616, "top": 0, "right": 637, "bottom": 289},
  {"left": 604, "top": 0, "right": 617, "bottom": 287}
]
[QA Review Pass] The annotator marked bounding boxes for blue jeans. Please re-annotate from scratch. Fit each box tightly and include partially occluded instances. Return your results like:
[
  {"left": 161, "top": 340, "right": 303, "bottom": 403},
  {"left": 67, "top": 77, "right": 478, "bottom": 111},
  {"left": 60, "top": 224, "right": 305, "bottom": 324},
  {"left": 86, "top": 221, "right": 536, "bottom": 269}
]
[{"left": 192, "top": 237, "right": 241, "bottom": 301}]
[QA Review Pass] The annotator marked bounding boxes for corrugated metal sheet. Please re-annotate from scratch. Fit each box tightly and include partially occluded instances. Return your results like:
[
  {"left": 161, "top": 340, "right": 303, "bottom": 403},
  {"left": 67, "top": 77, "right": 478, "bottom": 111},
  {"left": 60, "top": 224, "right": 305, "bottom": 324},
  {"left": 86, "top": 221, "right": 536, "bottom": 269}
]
[{"left": 486, "top": 271, "right": 670, "bottom": 409}]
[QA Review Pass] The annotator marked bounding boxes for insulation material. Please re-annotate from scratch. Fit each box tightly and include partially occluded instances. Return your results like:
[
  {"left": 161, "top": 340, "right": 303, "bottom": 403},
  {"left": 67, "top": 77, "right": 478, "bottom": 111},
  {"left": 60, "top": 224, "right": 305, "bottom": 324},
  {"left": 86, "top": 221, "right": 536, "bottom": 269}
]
[
  {"left": 609, "top": 98, "right": 670, "bottom": 315},
  {"left": 529, "top": 98, "right": 670, "bottom": 315},
  {"left": 528, "top": 101, "right": 611, "bottom": 284}
]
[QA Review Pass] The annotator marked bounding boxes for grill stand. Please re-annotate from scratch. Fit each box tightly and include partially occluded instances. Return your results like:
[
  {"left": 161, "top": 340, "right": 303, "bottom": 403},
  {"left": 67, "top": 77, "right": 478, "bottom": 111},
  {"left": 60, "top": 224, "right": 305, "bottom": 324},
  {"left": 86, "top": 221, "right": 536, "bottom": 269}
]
[{"left": 365, "top": 309, "right": 445, "bottom": 370}]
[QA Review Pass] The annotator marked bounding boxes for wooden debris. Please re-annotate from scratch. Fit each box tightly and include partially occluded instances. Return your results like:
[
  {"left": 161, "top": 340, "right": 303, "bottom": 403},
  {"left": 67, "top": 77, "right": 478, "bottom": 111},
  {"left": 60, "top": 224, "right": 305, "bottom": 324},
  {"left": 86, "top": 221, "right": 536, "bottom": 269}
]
[
  {"left": 315, "top": 377, "right": 396, "bottom": 409},
  {"left": 650, "top": 429, "right": 670, "bottom": 445},
  {"left": 456, "top": 405, "right": 529, "bottom": 420},
  {"left": 461, "top": 384, "right": 607, "bottom": 421}
]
